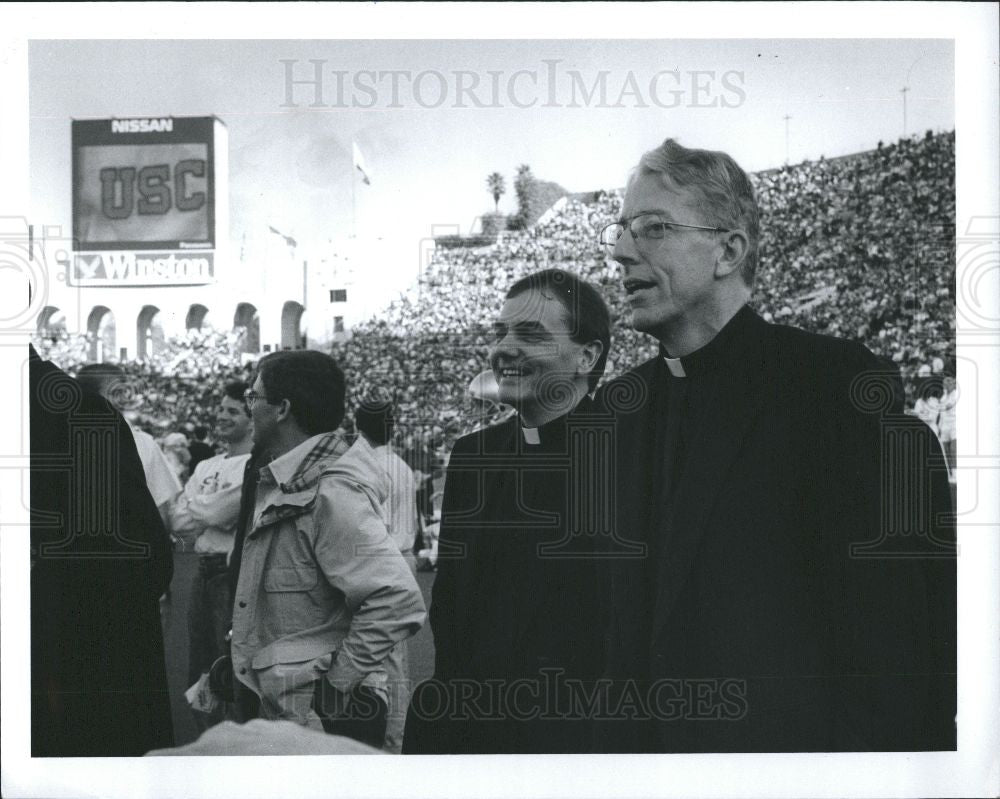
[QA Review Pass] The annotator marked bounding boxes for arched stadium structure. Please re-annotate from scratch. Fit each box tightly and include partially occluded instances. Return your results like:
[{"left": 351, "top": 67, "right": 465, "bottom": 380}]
[{"left": 36, "top": 294, "right": 303, "bottom": 362}]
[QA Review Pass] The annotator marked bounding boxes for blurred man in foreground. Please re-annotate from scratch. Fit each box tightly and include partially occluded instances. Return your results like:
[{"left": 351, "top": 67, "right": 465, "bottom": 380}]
[{"left": 31, "top": 345, "right": 174, "bottom": 755}]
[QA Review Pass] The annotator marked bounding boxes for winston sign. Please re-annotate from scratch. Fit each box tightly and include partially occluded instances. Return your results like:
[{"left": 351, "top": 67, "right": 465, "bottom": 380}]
[{"left": 71, "top": 251, "right": 215, "bottom": 286}]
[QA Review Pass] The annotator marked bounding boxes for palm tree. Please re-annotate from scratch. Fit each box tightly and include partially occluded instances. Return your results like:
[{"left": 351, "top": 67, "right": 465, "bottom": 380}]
[{"left": 486, "top": 172, "right": 506, "bottom": 213}]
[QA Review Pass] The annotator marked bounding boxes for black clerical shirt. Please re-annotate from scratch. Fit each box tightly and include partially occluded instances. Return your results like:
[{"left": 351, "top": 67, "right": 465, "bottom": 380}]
[
  {"left": 649, "top": 304, "right": 759, "bottom": 565},
  {"left": 463, "top": 397, "right": 602, "bottom": 681},
  {"left": 419, "top": 396, "right": 604, "bottom": 753}
]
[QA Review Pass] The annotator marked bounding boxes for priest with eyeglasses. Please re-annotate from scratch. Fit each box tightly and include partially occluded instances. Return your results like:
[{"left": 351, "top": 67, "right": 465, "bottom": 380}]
[{"left": 591, "top": 137, "right": 956, "bottom": 753}]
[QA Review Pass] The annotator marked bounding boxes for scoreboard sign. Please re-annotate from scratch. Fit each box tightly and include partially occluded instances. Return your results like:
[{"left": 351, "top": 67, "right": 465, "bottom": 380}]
[{"left": 71, "top": 116, "right": 226, "bottom": 286}]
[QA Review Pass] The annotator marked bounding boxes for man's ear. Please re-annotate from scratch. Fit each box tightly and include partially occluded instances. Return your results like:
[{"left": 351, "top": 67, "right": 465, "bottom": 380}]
[
  {"left": 714, "top": 229, "right": 749, "bottom": 279},
  {"left": 578, "top": 339, "right": 603, "bottom": 377},
  {"left": 274, "top": 398, "right": 292, "bottom": 423}
]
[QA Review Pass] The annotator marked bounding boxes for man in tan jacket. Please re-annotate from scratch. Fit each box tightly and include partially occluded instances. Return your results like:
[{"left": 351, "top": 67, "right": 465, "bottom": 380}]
[{"left": 230, "top": 351, "right": 425, "bottom": 748}]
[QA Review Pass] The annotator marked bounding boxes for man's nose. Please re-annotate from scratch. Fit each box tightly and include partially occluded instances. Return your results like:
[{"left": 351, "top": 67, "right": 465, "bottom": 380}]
[
  {"left": 489, "top": 335, "right": 516, "bottom": 363},
  {"left": 488, "top": 341, "right": 506, "bottom": 363},
  {"left": 611, "top": 229, "right": 640, "bottom": 267}
]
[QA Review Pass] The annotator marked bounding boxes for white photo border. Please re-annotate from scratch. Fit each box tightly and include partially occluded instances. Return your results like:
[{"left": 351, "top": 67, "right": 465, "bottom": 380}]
[{"left": 1, "top": 3, "right": 997, "bottom": 798}]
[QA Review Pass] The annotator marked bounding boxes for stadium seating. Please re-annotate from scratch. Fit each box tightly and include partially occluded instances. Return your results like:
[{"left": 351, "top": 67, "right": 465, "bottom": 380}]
[{"left": 35, "top": 131, "right": 956, "bottom": 457}]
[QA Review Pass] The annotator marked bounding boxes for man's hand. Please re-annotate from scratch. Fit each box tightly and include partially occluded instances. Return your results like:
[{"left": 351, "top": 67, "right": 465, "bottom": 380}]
[
  {"left": 313, "top": 676, "right": 350, "bottom": 718},
  {"left": 313, "top": 677, "right": 388, "bottom": 749}
]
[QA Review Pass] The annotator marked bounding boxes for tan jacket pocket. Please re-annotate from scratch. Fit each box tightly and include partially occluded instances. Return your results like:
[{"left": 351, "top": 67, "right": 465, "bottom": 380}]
[{"left": 263, "top": 564, "right": 319, "bottom": 592}]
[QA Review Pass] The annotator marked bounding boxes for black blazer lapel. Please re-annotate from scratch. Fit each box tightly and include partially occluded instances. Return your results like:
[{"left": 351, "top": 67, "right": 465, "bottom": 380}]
[
  {"left": 606, "top": 360, "right": 660, "bottom": 557},
  {"left": 602, "top": 362, "right": 660, "bottom": 662},
  {"left": 450, "top": 419, "right": 519, "bottom": 589}
]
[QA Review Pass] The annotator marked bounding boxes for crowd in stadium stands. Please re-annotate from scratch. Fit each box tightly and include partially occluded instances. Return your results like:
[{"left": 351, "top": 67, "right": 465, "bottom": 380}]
[
  {"left": 751, "top": 131, "right": 955, "bottom": 399},
  {"left": 35, "top": 131, "right": 956, "bottom": 471},
  {"left": 33, "top": 328, "right": 255, "bottom": 465}
]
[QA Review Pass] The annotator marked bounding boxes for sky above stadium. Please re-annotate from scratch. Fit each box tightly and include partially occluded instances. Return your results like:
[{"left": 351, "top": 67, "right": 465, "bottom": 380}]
[{"left": 29, "top": 36, "right": 954, "bottom": 307}]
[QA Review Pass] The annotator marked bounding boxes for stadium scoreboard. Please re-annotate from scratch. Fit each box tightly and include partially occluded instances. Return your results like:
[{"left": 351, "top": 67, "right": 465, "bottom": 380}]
[{"left": 70, "top": 116, "right": 227, "bottom": 286}]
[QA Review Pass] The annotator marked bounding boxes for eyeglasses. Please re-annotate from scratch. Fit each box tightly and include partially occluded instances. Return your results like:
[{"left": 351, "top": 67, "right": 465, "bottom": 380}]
[
  {"left": 243, "top": 388, "right": 269, "bottom": 407},
  {"left": 599, "top": 213, "right": 728, "bottom": 253}
]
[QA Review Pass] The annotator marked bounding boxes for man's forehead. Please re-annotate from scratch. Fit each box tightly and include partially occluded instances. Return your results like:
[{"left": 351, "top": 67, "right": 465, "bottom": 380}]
[
  {"left": 622, "top": 172, "right": 696, "bottom": 216},
  {"left": 220, "top": 395, "right": 243, "bottom": 409},
  {"left": 497, "top": 289, "right": 565, "bottom": 325}
]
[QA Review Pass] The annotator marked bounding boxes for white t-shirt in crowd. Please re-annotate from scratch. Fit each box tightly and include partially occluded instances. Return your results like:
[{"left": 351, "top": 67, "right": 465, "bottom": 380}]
[
  {"left": 371, "top": 444, "right": 419, "bottom": 555},
  {"left": 166, "top": 451, "right": 251, "bottom": 555},
  {"left": 129, "top": 425, "right": 182, "bottom": 507}
]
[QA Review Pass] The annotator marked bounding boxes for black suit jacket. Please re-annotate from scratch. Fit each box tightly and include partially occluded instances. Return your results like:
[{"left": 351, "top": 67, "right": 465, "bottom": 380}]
[
  {"left": 30, "top": 348, "right": 175, "bottom": 755},
  {"left": 593, "top": 309, "right": 956, "bottom": 752},
  {"left": 404, "top": 401, "right": 604, "bottom": 754}
]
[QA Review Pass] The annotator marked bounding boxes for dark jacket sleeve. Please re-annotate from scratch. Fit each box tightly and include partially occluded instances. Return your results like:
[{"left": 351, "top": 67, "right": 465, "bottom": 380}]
[
  {"left": 30, "top": 350, "right": 174, "bottom": 755},
  {"left": 818, "top": 345, "right": 956, "bottom": 750},
  {"left": 30, "top": 353, "right": 172, "bottom": 594},
  {"left": 403, "top": 434, "right": 477, "bottom": 754},
  {"left": 427, "top": 434, "right": 479, "bottom": 680}
]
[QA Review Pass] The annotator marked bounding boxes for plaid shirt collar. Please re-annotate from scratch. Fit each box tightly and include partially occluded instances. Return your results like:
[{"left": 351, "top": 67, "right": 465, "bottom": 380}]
[{"left": 264, "top": 431, "right": 351, "bottom": 494}]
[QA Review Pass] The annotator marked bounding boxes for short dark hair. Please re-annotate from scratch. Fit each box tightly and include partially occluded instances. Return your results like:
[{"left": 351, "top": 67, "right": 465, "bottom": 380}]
[
  {"left": 505, "top": 269, "right": 611, "bottom": 391},
  {"left": 256, "top": 351, "right": 346, "bottom": 436},
  {"left": 355, "top": 397, "right": 395, "bottom": 446},
  {"left": 193, "top": 425, "right": 209, "bottom": 440},
  {"left": 75, "top": 362, "right": 125, "bottom": 396},
  {"left": 76, "top": 363, "right": 141, "bottom": 412},
  {"left": 223, "top": 380, "right": 251, "bottom": 417},
  {"left": 636, "top": 138, "right": 760, "bottom": 286}
]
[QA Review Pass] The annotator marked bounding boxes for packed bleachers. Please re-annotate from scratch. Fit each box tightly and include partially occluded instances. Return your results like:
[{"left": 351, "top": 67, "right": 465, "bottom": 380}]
[
  {"left": 35, "top": 130, "right": 956, "bottom": 456},
  {"left": 752, "top": 131, "right": 955, "bottom": 394},
  {"left": 337, "top": 130, "right": 956, "bottom": 448},
  {"left": 33, "top": 327, "right": 255, "bottom": 443}
]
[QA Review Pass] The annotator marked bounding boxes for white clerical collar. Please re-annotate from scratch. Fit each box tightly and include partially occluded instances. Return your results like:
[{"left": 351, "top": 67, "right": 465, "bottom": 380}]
[
  {"left": 521, "top": 426, "right": 541, "bottom": 445},
  {"left": 663, "top": 356, "right": 687, "bottom": 377}
]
